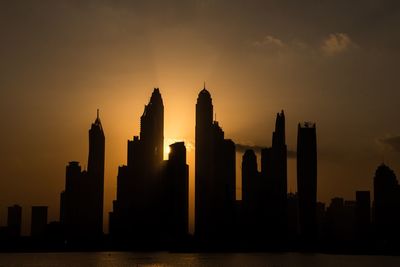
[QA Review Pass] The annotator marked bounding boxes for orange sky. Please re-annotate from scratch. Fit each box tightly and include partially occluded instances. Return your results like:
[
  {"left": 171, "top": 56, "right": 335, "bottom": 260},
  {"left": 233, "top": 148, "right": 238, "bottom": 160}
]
[{"left": 1, "top": 1, "right": 400, "bottom": 234}]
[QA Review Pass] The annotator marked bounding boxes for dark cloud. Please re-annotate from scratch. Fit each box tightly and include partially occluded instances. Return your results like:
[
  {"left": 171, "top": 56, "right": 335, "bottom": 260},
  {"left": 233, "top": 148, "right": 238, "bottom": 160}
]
[
  {"left": 379, "top": 136, "right": 400, "bottom": 152},
  {"left": 235, "top": 143, "right": 296, "bottom": 158}
]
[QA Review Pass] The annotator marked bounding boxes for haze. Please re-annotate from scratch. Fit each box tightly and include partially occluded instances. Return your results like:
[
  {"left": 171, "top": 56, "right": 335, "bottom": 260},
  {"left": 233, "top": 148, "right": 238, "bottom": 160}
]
[{"left": 1, "top": 0, "right": 400, "bottom": 234}]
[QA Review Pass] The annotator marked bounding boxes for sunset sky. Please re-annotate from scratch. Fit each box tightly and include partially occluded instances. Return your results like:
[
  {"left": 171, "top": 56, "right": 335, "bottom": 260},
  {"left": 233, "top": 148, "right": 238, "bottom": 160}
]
[{"left": 1, "top": 0, "right": 400, "bottom": 234}]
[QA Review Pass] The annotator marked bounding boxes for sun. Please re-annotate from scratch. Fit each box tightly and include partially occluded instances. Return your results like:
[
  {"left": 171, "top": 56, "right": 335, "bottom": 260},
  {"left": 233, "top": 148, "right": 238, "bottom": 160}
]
[
  {"left": 164, "top": 138, "right": 178, "bottom": 160},
  {"left": 164, "top": 143, "right": 171, "bottom": 157}
]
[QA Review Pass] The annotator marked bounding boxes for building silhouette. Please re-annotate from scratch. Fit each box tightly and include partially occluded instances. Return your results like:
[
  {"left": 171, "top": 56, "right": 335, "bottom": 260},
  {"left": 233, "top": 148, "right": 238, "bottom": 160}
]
[
  {"left": 87, "top": 110, "right": 106, "bottom": 236},
  {"left": 241, "top": 149, "right": 270, "bottom": 243},
  {"left": 60, "top": 111, "right": 105, "bottom": 241},
  {"left": 109, "top": 88, "right": 167, "bottom": 244},
  {"left": 241, "top": 149, "right": 258, "bottom": 235},
  {"left": 257, "top": 111, "right": 288, "bottom": 241},
  {"left": 31, "top": 206, "right": 48, "bottom": 238},
  {"left": 195, "top": 87, "right": 236, "bottom": 244},
  {"left": 297, "top": 122, "right": 317, "bottom": 242},
  {"left": 373, "top": 163, "right": 400, "bottom": 241},
  {"left": 164, "top": 142, "right": 189, "bottom": 244},
  {"left": 7, "top": 205, "right": 22, "bottom": 238},
  {"left": 287, "top": 192, "right": 299, "bottom": 241},
  {"left": 355, "top": 191, "right": 371, "bottom": 242}
]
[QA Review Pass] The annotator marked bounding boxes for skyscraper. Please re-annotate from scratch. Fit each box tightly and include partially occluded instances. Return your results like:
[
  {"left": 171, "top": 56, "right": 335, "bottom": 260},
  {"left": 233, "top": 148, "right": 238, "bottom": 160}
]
[
  {"left": 297, "top": 122, "right": 317, "bottom": 242},
  {"left": 270, "top": 111, "right": 288, "bottom": 239},
  {"left": 259, "top": 111, "right": 288, "bottom": 241},
  {"left": 60, "top": 111, "right": 105, "bottom": 241},
  {"left": 195, "top": 88, "right": 214, "bottom": 242},
  {"left": 195, "top": 86, "right": 236, "bottom": 243},
  {"left": 165, "top": 142, "right": 189, "bottom": 244},
  {"left": 241, "top": 149, "right": 262, "bottom": 241},
  {"left": 373, "top": 163, "right": 400, "bottom": 241},
  {"left": 87, "top": 110, "right": 105, "bottom": 236},
  {"left": 110, "top": 88, "right": 165, "bottom": 244}
]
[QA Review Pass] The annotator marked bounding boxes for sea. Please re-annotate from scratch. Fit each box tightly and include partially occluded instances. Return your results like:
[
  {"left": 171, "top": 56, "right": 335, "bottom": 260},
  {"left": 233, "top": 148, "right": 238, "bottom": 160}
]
[{"left": 0, "top": 252, "right": 399, "bottom": 267}]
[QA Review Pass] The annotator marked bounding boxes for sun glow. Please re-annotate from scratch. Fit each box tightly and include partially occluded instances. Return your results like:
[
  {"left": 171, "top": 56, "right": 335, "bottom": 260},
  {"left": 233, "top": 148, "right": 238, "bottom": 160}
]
[
  {"left": 163, "top": 137, "right": 195, "bottom": 160},
  {"left": 164, "top": 138, "right": 179, "bottom": 160}
]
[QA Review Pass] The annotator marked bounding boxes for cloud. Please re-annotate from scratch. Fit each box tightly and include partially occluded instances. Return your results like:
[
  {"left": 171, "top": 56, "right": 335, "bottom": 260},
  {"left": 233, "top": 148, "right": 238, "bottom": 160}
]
[
  {"left": 253, "top": 35, "right": 286, "bottom": 48},
  {"left": 321, "top": 33, "right": 358, "bottom": 55},
  {"left": 236, "top": 143, "right": 296, "bottom": 158},
  {"left": 378, "top": 136, "right": 400, "bottom": 152}
]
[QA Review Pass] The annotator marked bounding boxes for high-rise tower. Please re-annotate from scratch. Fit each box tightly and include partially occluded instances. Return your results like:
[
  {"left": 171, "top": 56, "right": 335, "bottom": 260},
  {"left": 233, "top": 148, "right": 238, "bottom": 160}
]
[
  {"left": 297, "top": 122, "right": 317, "bottom": 242},
  {"left": 110, "top": 88, "right": 165, "bottom": 244},
  {"left": 272, "top": 111, "right": 288, "bottom": 231},
  {"left": 195, "top": 86, "right": 236, "bottom": 243},
  {"left": 260, "top": 111, "right": 288, "bottom": 241},
  {"left": 140, "top": 88, "right": 164, "bottom": 168},
  {"left": 87, "top": 110, "right": 105, "bottom": 236},
  {"left": 195, "top": 88, "right": 214, "bottom": 240},
  {"left": 373, "top": 163, "right": 400, "bottom": 241},
  {"left": 60, "top": 111, "right": 105, "bottom": 241}
]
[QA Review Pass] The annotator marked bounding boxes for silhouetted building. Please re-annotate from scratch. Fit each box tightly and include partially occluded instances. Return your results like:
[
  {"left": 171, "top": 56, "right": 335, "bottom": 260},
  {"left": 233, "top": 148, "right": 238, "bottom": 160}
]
[
  {"left": 316, "top": 202, "right": 327, "bottom": 240},
  {"left": 7, "top": 205, "right": 22, "bottom": 238},
  {"left": 326, "top": 197, "right": 356, "bottom": 242},
  {"left": 110, "top": 89, "right": 166, "bottom": 244},
  {"left": 287, "top": 192, "right": 299, "bottom": 240},
  {"left": 355, "top": 191, "right": 371, "bottom": 242},
  {"left": 60, "top": 110, "right": 105, "bottom": 241},
  {"left": 242, "top": 149, "right": 258, "bottom": 220},
  {"left": 258, "top": 111, "right": 288, "bottom": 241},
  {"left": 165, "top": 142, "right": 189, "bottom": 243},
  {"left": 31, "top": 206, "right": 48, "bottom": 237},
  {"left": 270, "top": 111, "right": 288, "bottom": 239},
  {"left": 195, "top": 87, "right": 236, "bottom": 243},
  {"left": 241, "top": 149, "right": 258, "bottom": 240},
  {"left": 297, "top": 122, "right": 317, "bottom": 242},
  {"left": 373, "top": 163, "right": 400, "bottom": 241},
  {"left": 87, "top": 109, "right": 106, "bottom": 236}
]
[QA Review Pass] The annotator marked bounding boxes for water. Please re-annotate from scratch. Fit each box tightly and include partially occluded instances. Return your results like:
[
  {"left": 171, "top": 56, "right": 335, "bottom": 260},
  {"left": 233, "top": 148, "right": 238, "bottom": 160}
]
[{"left": 0, "top": 252, "right": 399, "bottom": 267}]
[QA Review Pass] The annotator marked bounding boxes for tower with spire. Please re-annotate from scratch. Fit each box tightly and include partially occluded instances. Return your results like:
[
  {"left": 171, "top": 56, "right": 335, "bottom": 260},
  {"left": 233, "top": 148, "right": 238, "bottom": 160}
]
[
  {"left": 195, "top": 84, "right": 236, "bottom": 244},
  {"left": 87, "top": 109, "right": 105, "bottom": 237},
  {"left": 60, "top": 110, "right": 105, "bottom": 241},
  {"left": 109, "top": 88, "right": 166, "bottom": 244}
]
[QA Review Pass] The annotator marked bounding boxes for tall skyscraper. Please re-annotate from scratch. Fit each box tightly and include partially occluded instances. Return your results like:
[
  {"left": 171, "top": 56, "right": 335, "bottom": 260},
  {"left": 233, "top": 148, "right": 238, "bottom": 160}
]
[
  {"left": 373, "top": 163, "right": 400, "bottom": 241},
  {"left": 259, "top": 111, "right": 288, "bottom": 241},
  {"left": 31, "top": 206, "right": 48, "bottom": 238},
  {"left": 60, "top": 111, "right": 105, "bottom": 241},
  {"left": 241, "top": 149, "right": 263, "bottom": 241},
  {"left": 195, "top": 88, "right": 214, "bottom": 241},
  {"left": 270, "top": 111, "right": 288, "bottom": 238},
  {"left": 195, "top": 86, "right": 236, "bottom": 243},
  {"left": 242, "top": 149, "right": 258, "bottom": 212},
  {"left": 165, "top": 142, "right": 189, "bottom": 244},
  {"left": 110, "top": 88, "right": 165, "bottom": 244},
  {"left": 297, "top": 122, "right": 317, "bottom": 242},
  {"left": 87, "top": 110, "right": 105, "bottom": 236}
]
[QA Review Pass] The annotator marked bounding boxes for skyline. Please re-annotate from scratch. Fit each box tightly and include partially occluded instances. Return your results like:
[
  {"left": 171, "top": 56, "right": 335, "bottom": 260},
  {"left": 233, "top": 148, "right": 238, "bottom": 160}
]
[
  {"left": 1, "top": 88, "right": 399, "bottom": 252},
  {"left": 1, "top": 1, "right": 400, "bottom": 235},
  {"left": 0, "top": 86, "right": 395, "bottom": 236},
  {"left": 0, "top": 85, "right": 396, "bottom": 235}
]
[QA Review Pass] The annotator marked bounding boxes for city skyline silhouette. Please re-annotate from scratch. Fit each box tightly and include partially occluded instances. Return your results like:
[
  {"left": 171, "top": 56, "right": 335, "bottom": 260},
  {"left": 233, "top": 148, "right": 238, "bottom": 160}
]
[
  {"left": 0, "top": 87, "right": 400, "bottom": 253},
  {"left": 1, "top": 1, "right": 400, "bottom": 255}
]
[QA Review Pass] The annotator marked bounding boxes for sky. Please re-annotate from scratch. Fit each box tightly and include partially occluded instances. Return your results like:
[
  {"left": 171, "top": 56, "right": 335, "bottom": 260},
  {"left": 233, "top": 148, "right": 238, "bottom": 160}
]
[{"left": 1, "top": 0, "right": 400, "bottom": 234}]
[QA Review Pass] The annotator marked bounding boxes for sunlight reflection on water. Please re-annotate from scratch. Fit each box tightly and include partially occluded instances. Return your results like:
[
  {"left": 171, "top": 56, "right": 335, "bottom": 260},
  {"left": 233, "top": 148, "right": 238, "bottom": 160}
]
[{"left": 0, "top": 252, "right": 399, "bottom": 267}]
